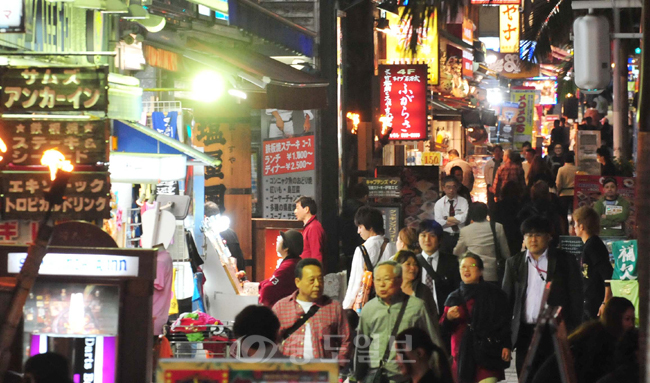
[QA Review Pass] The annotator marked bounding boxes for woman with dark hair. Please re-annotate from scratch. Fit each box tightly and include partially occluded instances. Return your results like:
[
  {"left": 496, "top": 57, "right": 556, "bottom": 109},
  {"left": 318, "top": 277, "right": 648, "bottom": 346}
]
[
  {"left": 532, "top": 297, "right": 635, "bottom": 383},
  {"left": 596, "top": 146, "right": 617, "bottom": 176},
  {"left": 440, "top": 252, "right": 511, "bottom": 383},
  {"left": 394, "top": 250, "right": 439, "bottom": 320},
  {"left": 258, "top": 230, "right": 303, "bottom": 307},
  {"left": 527, "top": 155, "right": 555, "bottom": 188}
]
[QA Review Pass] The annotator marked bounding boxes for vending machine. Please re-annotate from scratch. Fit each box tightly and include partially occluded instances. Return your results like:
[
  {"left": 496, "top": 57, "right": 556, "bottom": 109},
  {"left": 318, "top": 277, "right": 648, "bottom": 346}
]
[{"left": 0, "top": 245, "right": 157, "bottom": 383}]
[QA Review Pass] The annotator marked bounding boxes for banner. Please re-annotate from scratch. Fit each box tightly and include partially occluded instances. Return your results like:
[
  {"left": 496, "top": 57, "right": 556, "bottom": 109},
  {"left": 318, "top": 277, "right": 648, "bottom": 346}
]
[
  {"left": 510, "top": 88, "right": 536, "bottom": 148},
  {"left": 499, "top": 5, "right": 520, "bottom": 54},
  {"left": 487, "top": 52, "right": 540, "bottom": 79},
  {"left": 612, "top": 240, "right": 637, "bottom": 280},
  {"left": 378, "top": 64, "right": 428, "bottom": 140},
  {"left": 0, "top": 67, "right": 109, "bottom": 112}
]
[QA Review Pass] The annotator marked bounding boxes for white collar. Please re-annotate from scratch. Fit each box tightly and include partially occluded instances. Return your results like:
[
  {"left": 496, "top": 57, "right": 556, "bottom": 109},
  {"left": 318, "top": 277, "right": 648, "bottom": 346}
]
[
  {"left": 526, "top": 248, "right": 549, "bottom": 263},
  {"left": 444, "top": 196, "right": 458, "bottom": 203},
  {"left": 365, "top": 235, "right": 383, "bottom": 243},
  {"left": 422, "top": 250, "right": 440, "bottom": 261}
]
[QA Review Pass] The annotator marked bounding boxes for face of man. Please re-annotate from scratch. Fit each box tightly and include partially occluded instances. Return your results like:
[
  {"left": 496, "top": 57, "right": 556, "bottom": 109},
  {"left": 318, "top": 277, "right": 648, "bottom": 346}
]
[
  {"left": 443, "top": 180, "right": 458, "bottom": 199},
  {"left": 554, "top": 144, "right": 563, "bottom": 156},
  {"left": 374, "top": 264, "right": 401, "bottom": 300},
  {"left": 603, "top": 182, "right": 618, "bottom": 200},
  {"left": 357, "top": 225, "right": 372, "bottom": 241},
  {"left": 295, "top": 265, "right": 323, "bottom": 302},
  {"left": 294, "top": 202, "right": 309, "bottom": 222},
  {"left": 525, "top": 151, "right": 535, "bottom": 163},
  {"left": 452, "top": 169, "right": 463, "bottom": 184},
  {"left": 418, "top": 231, "right": 439, "bottom": 254},
  {"left": 494, "top": 148, "right": 503, "bottom": 161},
  {"left": 524, "top": 232, "right": 551, "bottom": 255}
]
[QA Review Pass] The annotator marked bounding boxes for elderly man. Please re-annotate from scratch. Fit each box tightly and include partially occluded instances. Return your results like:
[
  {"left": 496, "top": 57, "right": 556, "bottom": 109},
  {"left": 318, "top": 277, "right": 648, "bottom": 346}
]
[
  {"left": 356, "top": 260, "right": 444, "bottom": 383},
  {"left": 273, "top": 258, "right": 351, "bottom": 365},
  {"left": 491, "top": 149, "right": 526, "bottom": 202}
]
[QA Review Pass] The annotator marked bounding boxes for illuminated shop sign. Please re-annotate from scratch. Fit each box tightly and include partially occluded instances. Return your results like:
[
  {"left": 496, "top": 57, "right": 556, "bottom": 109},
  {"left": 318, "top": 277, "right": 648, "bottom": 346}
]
[
  {"left": 379, "top": 64, "right": 428, "bottom": 141},
  {"left": 8, "top": 252, "right": 140, "bottom": 277}
]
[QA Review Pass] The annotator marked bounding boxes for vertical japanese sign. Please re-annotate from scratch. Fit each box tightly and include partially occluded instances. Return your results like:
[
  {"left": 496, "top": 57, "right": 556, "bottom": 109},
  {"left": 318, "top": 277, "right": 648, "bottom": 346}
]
[
  {"left": 510, "top": 88, "right": 536, "bottom": 148},
  {"left": 195, "top": 122, "right": 228, "bottom": 212},
  {"left": 462, "top": 19, "right": 474, "bottom": 78},
  {"left": 0, "top": 67, "right": 109, "bottom": 112},
  {"left": 379, "top": 64, "right": 428, "bottom": 141},
  {"left": 499, "top": 5, "right": 520, "bottom": 54},
  {"left": 262, "top": 136, "right": 316, "bottom": 219}
]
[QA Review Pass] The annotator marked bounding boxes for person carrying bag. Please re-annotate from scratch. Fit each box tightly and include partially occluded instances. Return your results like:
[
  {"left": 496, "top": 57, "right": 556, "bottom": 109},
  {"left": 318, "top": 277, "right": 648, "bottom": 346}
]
[{"left": 353, "top": 239, "right": 389, "bottom": 312}]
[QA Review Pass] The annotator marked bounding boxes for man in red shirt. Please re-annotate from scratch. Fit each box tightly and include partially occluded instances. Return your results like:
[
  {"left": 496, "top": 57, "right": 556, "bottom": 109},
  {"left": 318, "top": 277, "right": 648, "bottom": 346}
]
[
  {"left": 272, "top": 258, "right": 351, "bottom": 364},
  {"left": 490, "top": 149, "right": 526, "bottom": 202},
  {"left": 294, "top": 196, "right": 326, "bottom": 266}
]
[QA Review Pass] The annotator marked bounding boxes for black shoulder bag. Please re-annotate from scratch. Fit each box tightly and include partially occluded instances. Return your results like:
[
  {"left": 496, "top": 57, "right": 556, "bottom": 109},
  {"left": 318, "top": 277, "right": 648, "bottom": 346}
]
[
  {"left": 366, "top": 296, "right": 410, "bottom": 383},
  {"left": 416, "top": 254, "right": 442, "bottom": 283},
  {"left": 282, "top": 304, "right": 320, "bottom": 340},
  {"left": 490, "top": 221, "right": 506, "bottom": 284}
]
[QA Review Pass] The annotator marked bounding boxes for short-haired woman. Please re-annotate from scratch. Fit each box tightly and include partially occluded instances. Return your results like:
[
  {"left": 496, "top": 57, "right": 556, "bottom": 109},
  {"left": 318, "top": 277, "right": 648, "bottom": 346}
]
[
  {"left": 573, "top": 206, "right": 614, "bottom": 320},
  {"left": 440, "top": 252, "right": 511, "bottom": 383},
  {"left": 394, "top": 250, "right": 439, "bottom": 321}
]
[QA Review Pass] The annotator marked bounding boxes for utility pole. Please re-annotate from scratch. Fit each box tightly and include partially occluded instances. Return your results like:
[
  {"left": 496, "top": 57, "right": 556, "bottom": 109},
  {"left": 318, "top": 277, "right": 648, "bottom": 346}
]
[{"left": 636, "top": 0, "right": 650, "bottom": 379}]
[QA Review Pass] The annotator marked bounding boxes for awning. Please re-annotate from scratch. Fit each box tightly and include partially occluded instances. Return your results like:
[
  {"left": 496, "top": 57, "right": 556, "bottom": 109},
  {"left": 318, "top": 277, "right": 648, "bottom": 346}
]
[
  {"left": 185, "top": 38, "right": 328, "bottom": 110},
  {"left": 113, "top": 120, "right": 219, "bottom": 167}
]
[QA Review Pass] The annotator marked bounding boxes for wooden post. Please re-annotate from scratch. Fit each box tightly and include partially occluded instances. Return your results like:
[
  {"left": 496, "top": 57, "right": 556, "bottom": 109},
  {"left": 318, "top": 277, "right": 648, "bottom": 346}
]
[{"left": 358, "top": 122, "right": 374, "bottom": 171}]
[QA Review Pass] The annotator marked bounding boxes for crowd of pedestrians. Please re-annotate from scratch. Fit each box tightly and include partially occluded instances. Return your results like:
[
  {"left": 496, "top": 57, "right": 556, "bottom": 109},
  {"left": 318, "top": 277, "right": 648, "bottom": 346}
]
[{"left": 247, "top": 142, "right": 635, "bottom": 383}]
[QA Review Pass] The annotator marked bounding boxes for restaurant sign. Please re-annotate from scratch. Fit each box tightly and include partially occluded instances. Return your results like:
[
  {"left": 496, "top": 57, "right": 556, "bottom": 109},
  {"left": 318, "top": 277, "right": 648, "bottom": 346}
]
[
  {"left": 499, "top": 5, "right": 520, "bottom": 54},
  {"left": 0, "top": 67, "right": 109, "bottom": 112},
  {"left": 2, "top": 171, "right": 111, "bottom": 220},
  {"left": 0, "top": 119, "right": 109, "bottom": 166},
  {"left": 262, "top": 135, "right": 315, "bottom": 176},
  {"left": 366, "top": 177, "right": 401, "bottom": 198},
  {"left": 379, "top": 64, "right": 428, "bottom": 141}
]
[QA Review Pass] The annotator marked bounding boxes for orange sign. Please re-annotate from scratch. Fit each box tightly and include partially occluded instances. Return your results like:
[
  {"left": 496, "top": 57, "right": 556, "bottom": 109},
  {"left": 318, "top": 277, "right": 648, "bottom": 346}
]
[
  {"left": 144, "top": 45, "right": 179, "bottom": 72},
  {"left": 499, "top": 5, "right": 520, "bottom": 54}
]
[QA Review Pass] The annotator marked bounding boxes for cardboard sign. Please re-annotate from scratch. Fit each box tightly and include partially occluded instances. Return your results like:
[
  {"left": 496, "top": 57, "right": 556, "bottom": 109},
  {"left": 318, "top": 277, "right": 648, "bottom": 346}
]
[
  {"left": 0, "top": 67, "right": 109, "bottom": 112},
  {"left": 2, "top": 171, "right": 111, "bottom": 220},
  {"left": 0, "top": 119, "right": 109, "bottom": 165}
]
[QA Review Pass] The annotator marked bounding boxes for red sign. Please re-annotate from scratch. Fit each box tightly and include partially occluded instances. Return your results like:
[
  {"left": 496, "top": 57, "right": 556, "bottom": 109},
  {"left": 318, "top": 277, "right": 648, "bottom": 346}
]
[
  {"left": 262, "top": 135, "right": 315, "bottom": 176},
  {"left": 471, "top": 0, "right": 520, "bottom": 4},
  {"left": 379, "top": 64, "right": 428, "bottom": 140}
]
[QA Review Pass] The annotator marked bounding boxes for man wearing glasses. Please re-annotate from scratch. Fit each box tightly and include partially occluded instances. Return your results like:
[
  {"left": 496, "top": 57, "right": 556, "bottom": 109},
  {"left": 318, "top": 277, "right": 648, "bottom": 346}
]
[{"left": 501, "top": 216, "right": 583, "bottom": 381}]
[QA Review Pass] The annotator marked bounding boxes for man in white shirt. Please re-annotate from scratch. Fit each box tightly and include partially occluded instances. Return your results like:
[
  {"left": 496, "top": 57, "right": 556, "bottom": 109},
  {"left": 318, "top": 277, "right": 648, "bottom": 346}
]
[
  {"left": 342, "top": 206, "right": 396, "bottom": 309},
  {"left": 434, "top": 176, "right": 469, "bottom": 255},
  {"left": 266, "top": 109, "right": 314, "bottom": 138},
  {"left": 416, "top": 219, "right": 460, "bottom": 317},
  {"left": 442, "top": 149, "right": 473, "bottom": 190},
  {"left": 502, "top": 216, "right": 583, "bottom": 378},
  {"left": 522, "top": 148, "right": 536, "bottom": 184}
]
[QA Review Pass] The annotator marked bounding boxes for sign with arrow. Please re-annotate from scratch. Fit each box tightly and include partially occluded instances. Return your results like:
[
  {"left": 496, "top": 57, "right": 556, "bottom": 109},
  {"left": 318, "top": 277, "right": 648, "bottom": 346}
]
[{"left": 0, "top": 0, "right": 24, "bottom": 33}]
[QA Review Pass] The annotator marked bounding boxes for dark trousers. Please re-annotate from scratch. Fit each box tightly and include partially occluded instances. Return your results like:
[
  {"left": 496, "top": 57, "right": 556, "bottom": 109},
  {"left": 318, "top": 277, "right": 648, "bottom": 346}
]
[
  {"left": 516, "top": 323, "right": 554, "bottom": 382},
  {"left": 559, "top": 195, "right": 573, "bottom": 218},
  {"left": 487, "top": 190, "right": 496, "bottom": 216},
  {"left": 440, "top": 232, "right": 459, "bottom": 254}
]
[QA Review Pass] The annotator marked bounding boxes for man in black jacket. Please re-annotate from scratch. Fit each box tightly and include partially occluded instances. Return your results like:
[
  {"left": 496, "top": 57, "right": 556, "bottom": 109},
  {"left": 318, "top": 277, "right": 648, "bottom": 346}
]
[{"left": 502, "top": 216, "right": 583, "bottom": 380}]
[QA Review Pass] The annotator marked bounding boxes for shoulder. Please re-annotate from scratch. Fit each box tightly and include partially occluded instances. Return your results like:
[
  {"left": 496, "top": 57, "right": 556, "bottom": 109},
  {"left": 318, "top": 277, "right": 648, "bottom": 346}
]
[
  {"left": 272, "top": 294, "right": 295, "bottom": 311},
  {"left": 440, "top": 252, "right": 459, "bottom": 266},
  {"left": 457, "top": 196, "right": 469, "bottom": 205},
  {"left": 405, "top": 295, "right": 427, "bottom": 310},
  {"left": 507, "top": 251, "right": 526, "bottom": 265}
]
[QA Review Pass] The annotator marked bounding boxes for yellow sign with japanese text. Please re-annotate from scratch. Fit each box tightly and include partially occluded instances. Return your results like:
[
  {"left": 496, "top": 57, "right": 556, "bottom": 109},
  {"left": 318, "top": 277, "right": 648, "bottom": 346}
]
[
  {"left": 385, "top": 9, "right": 439, "bottom": 85},
  {"left": 510, "top": 88, "right": 536, "bottom": 149},
  {"left": 499, "top": 5, "right": 520, "bottom": 54}
]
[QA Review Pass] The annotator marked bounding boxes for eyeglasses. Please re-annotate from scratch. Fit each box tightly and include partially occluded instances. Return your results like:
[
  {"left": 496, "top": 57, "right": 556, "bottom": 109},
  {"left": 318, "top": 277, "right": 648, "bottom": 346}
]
[{"left": 460, "top": 264, "right": 478, "bottom": 270}]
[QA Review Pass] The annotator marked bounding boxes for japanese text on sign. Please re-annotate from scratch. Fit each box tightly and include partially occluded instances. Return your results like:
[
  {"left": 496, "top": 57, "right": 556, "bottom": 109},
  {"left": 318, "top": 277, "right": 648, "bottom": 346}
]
[
  {"left": 510, "top": 88, "right": 536, "bottom": 148},
  {"left": 263, "top": 136, "right": 315, "bottom": 176},
  {"left": 379, "top": 65, "right": 428, "bottom": 141},
  {"left": 499, "top": 5, "right": 520, "bottom": 54},
  {"left": 1, "top": 119, "right": 108, "bottom": 165},
  {"left": 366, "top": 178, "right": 401, "bottom": 198},
  {"left": 263, "top": 174, "right": 314, "bottom": 219},
  {"left": 2, "top": 172, "right": 111, "bottom": 220},
  {"left": 0, "top": 67, "right": 108, "bottom": 112}
]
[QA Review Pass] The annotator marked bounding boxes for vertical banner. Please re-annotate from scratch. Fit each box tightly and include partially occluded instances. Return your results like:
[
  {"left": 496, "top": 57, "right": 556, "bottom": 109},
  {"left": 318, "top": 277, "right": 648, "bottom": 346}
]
[
  {"left": 510, "top": 88, "right": 536, "bottom": 148},
  {"left": 378, "top": 64, "right": 428, "bottom": 140},
  {"left": 499, "top": 5, "right": 520, "bottom": 54}
]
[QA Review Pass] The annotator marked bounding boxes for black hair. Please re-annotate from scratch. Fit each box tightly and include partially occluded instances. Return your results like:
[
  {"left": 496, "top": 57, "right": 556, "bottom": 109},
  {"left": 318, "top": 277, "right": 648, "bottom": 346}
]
[
  {"left": 565, "top": 151, "right": 575, "bottom": 163},
  {"left": 520, "top": 216, "right": 553, "bottom": 235},
  {"left": 554, "top": 120, "right": 561, "bottom": 128},
  {"left": 493, "top": 145, "right": 503, "bottom": 152},
  {"left": 295, "top": 196, "right": 317, "bottom": 215},
  {"left": 345, "top": 309, "right": 359, "bottom": 330},
  {"left": 394, "top": 250, "right": 421, "bottom": 281},
  {"left": 450, "top": 166, "right": 463, "bottom": 175},
  {"left": 614, "top": 328, "right": 639, "bottom": 366},
  {"left": 24, "top": 352, "right": 73, "bottom": 383},
  {"left": 395, "top": 328, "right": 454, "bottom": 382},
  {"left": 461, "top": 252, "right": 484, "bottom": 270},
  {"left": 522, "top": 141, "right": 532, "bottom": 148},
  {"left": 560, "top": 117, "right": 566, "bottom": 123},
  {"left": 602, "top": 177, "right": 617, "bottom": 188},
  {"left": 468, "top": 202, "right": 489, "bottom": 222},
  {"left": 204, "top": 201, "right": 220, "bottom": 217},
  {"left": 234, "top": 305, "right": 281, "bottom": 343},
  {"left": 601, "top": 297, "right": 635, "bottom": 339},
  {"left": 525, "top": 148, "right": 537, "bottom": 155},
  {"left": 295, "top": 258, "right": 323, "bottom": 279},
  {"left": 597, "top": 146, "right": 612, "bottom": 159},
  {"left": 351, "top": 183, "right": 370, "bottom": 200},
  {"left": 507, "top": 149, "right": 520, "bottom": 162},
  {"left": 417, "top": 219, "right": 443, "bottom": 238},
  {"left": 354, "top": 206, "right": 385, "bottom": 235},
  {"left": 442, "top": 175, "right": 459, "bottom": 186}
]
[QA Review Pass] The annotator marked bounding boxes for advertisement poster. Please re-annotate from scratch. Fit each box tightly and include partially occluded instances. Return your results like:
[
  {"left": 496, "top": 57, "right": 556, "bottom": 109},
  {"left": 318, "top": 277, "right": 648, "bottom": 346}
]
[
  {"left": 495, "top": 103, "right": 518, "bottom": 146},
  {"left": 157, "top": 360, "right": 339, "bottom": 383},
  {"left": 365, "top": 177, "right": 401, "bottom": 198},
  {"left": 379, "top": 64, "right": 428, "bottom": 140},
  {"left": 573, "top": 175, "right": 636, "bottom": 238},
  {"left": 510, "top": 88, "right": 536, "bottom": 149}
]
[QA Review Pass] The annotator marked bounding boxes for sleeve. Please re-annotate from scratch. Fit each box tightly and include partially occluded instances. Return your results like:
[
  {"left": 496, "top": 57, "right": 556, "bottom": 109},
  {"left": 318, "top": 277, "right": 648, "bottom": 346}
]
[
  {"left": 492, "top": 167, "right": 502, "bottom": 195},
  {"left": 501, "top": 257, "right": 516, "bottom": 317},
  {"left": 592, "top": 243, "right": 614, "bottom": 286},
  {"left": 434, "top": 200, "right": 448, "bottom": 228},
  {"left": 497, "top": 224, "right": 511, "bottom": 259},
  {"left": 336, "top": 305, "right": 353, "bottom": 363},
  {"left": 566, "top": 254, "right": 585, "bottom": 331},
  {"left": 343, "top": 247, "right": 364, "bottom": 309},
  {"left": 266, "top": 109, "right": 278, "bottom": 115},
  {"left": 308, "top": 229, "right": 325, "bottom": 263},
  {"left": 303, "top": 110, "right": 314, "bottom": 119},
  {"left": 555, "top": 169, "right": 564, "bottom": 192},
  {"left": 382, "top": 241, "right": 397, "bottom": 262},
  {"left": 355, "top": 308, "right": 370, "bottom": 380},
  {"left": 419, "top": 304, "right": 445, "bottom": 352},
  {"left": 154, "top": 252, "right": 173, "bottom": 291},
  {"left": 453, "top": 228, "right": 468, "bottom": 257},
  {"left": 455, "top": 197, "right": 469, "bottom": 225},
  {"left": 484, "top": 162, "right": 493, "bottom": 186},
  {"left": 600, "top": 198, "right": 631, "bottom": 227},
  {"left": 258, "top": 278, "right": 271, "bottom": 305}
]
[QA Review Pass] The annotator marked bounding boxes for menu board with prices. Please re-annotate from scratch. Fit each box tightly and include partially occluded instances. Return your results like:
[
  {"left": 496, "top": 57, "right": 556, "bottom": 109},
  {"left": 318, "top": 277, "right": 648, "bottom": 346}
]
[
  {"left": 366, "top": 177, "right": 401, "bottom": 198},
  {"left": 2, "top": 171, "right": 111, "bottom": 220},
  {"left": 0, "top": 67, "right": 109, "bottom": 113},
  {"left": 262, "top": 135, "right": 315, "bottom": 176},
  {"left": 0, "top": 119, "right": 108, "bottom": 165},
  {"left": 262, "top": 174, "right": 314, "bottom": 219}
]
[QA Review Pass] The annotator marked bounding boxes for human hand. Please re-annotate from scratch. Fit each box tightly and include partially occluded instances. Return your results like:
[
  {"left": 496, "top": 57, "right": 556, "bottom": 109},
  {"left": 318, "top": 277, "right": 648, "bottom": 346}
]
[
  {"left": 502, "top": 348, "right": 511, "bottom": 362},
  {"left": 598, "top": 302, "right": 606, "bottom": 317},
  {"left": 447, "top": 306, "right": 461, "bottom": 320},
  {"left": 276, "top": 119, "right": 285, "bottom": 130}
]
